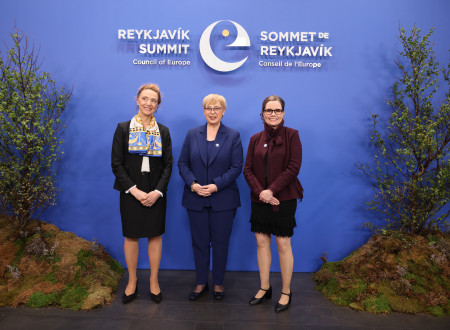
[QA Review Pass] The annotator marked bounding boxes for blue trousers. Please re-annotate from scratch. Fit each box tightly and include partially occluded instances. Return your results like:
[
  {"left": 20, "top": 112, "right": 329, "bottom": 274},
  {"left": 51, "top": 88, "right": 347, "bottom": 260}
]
[{"left": 187, "top": 208, "right": 236, "bottom": 286}]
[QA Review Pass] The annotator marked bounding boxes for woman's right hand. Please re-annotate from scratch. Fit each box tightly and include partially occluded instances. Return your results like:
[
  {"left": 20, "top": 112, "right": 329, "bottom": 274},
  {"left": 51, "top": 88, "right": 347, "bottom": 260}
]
[
  {"left": 191, "top": 183, "right": 206, "bottom": 196},
  {"left": 192, "top": 183, "right": 216, "bottom": 197},
  {"left": 259, "top": 189, "right": 280, "bottom": 205},
  {"left": 129, "top": 187, "right": 148, "bottom": 203}
]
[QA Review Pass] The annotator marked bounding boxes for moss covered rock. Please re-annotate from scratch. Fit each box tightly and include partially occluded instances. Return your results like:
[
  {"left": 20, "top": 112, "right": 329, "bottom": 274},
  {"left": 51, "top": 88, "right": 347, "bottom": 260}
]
[
  {"left": 314, "top": 232, "right": 450, "bottom": 316},
  {"left": 0, "top": 216, "right": 123, "bottom": 310}
]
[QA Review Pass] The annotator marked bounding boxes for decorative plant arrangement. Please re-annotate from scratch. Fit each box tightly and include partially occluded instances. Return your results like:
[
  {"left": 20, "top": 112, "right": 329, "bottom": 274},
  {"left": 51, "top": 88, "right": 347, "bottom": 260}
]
[
  {"left": 0, "top": 27, "right": 122, "bottom": 310},
  {"left": 315, "top": 26, "right": 449, "bottom": 316}
]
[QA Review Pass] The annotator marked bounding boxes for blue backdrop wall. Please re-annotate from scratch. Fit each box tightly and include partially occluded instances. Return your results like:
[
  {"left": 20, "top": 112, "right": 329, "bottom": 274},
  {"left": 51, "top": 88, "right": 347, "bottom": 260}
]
[{"left": 1, "top": 0, "right": 449, "bottom": 272}]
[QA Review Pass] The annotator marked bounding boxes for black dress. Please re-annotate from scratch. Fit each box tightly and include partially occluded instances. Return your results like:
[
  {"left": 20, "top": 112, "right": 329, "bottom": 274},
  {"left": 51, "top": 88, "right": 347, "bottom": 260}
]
[
  {"left": 119, "top": 171, "right": 167, "bottom": 238},
  {"left": 250, "top": 200, "right": 297, "bottom": 237},
  {"left": 111, "top": 120, "right": 173, "bottom": 238}
]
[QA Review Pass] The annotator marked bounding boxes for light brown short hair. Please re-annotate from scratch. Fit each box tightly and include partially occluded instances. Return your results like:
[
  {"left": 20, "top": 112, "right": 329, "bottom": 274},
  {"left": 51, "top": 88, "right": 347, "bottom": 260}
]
[{"left": 137, "top": 83, "right": 162, "bottom": 105}]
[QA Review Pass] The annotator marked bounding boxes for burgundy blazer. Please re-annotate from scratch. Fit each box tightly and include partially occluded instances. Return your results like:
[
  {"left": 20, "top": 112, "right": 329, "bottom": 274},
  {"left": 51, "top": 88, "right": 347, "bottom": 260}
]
[{"left": 244, "top": 126, "right": 303, "bottom": 203}]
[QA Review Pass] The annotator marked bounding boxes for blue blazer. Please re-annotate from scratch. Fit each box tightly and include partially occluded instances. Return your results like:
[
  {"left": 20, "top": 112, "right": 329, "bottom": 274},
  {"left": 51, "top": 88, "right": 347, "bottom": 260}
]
[{"left": 178, "top": 123, "right": 243, "bottom": 212}]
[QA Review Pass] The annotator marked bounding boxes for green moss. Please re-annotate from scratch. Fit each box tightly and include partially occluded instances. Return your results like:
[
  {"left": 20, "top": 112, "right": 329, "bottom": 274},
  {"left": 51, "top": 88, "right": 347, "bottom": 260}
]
[
  {"left": 363, "top": 294, "right": 391, "bottom": 314},
  {"left": 75, "top": 249, "right": 94, "bottom": 270},
  {"left": 428, "top": 306, "right": 445, "bottom": 317},
  {"left": 377, "top": 282, "right": 395, "bottom": 296},
  {"left": 349, "top": 302, "right": 364, "bottom": 311},
  {"left": 107, "top": 257, "right": 123, "bottom": 273},
  {"left": 42, "top": 231, "right": 56, "bottom": 239},
  {"left": 341, "top": 249, "right": 359, "bottom": 262},
  {"left": 44, "top": 272, "right": 58, "bottom": 284},
  {"left": 25, "top": 233, "right": 40, "bottom": 242},
  {"left": 445, "top": 302, "right": 450, "bottom": 316},
  {"left": 99, "top": 264, "right": 122, "bottom": 292},
  {"left": 322, "top": 261, "right": 339, "bottom": 273},
  {"left": 429, "top": 260, "right": 441, "bottom": 274},
  {"left": 437, "top": 274, "right": 450, "bottom": 291},
  {"left": 387, "top": 295, "right": 423, "bottom": 314},
  {"left": 313, "top": 268, "right": 332, "bottom": 285},
  {"left": 315, "top": 283, "right": 325, "bottom": 291},
  {"left": 405, "top": 273, "right": 424, "bottom": 286},
  {"left": 0, "top": 218, "right": 123, "bottom": 310},
  {"left": 313, "top": 234, "right": 450, "bottom": 316},
  {"left": 101, "top": 273, "right": 119, "bottom": 291},
  {"left": 50, "top": 255, "right": 61, "bottom": 264},
  {"left": 0, "top": 288, "right": 20, "bottom": 307},
  {"left": 428, "top": 235, "right": 439, "bottom": 246},
  {"left": 27, "top": 291, "right": 59, "bottom": 308},
  {"left": 60, "top": 285, "right": 88, "bottom": 310},
  {"left": 75, "top": 273, "right": 96, "bottom": 288},
  {"left": 431, "top": 274, "right": 444, "bottom": 286},
  {"left": 412, "top": 285, "right": 427, "bottom": 295},
  {"left": 353, "top": 280, "right": 368, "bottom": 294},
  {"left": 331, "top": 280, "right": 368, "bottom": 306},
  {"left": 323, "top": 277, "right": 339, "bottom": 296},
  {"left": 12, "top": 238, "right": 26, "bottom": 266},
  {"left": 330, "top": 296, "right": 349, "bottom": 306},
  {"left": 17, "top": 274, "right": 49, "bottom": 294}
]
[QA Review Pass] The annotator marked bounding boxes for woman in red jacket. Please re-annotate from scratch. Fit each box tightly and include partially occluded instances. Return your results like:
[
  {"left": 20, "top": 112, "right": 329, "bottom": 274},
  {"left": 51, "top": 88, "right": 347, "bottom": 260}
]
[{"left": 244, "top": 95, "right": 303, "bottom": 313}]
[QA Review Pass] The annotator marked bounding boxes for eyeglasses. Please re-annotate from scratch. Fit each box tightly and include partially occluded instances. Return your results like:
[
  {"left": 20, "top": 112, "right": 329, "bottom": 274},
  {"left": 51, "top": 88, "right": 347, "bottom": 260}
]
[
  {"left": 204, "top": 107, "right": 223, "bottom": 112},
  {"left": 263, "top": 109, "right": 284, "bottom": 115}
]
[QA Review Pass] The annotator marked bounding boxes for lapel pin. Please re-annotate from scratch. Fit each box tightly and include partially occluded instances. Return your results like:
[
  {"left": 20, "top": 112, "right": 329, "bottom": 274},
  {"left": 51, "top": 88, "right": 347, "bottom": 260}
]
[{"left": 264, "top": 144, "right": 267, "bottom": 148}]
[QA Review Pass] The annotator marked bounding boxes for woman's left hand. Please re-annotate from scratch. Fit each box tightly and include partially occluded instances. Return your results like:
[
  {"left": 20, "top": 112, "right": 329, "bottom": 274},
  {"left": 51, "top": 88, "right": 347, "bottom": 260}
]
[
  {"left": 268, "top": 196, "right": 280, "bottom": 205},
  {"left": 195, "top": 184, "right": 218, "bottom": 197},
  {"left": 202, "top": 184, "right": 218, "bottom": 196},
  {"left": 141, "top": 190, "right": 161, "bottom": 207},
  {"left": 259, "top": 189, "right": 279, "bottom": 205}
]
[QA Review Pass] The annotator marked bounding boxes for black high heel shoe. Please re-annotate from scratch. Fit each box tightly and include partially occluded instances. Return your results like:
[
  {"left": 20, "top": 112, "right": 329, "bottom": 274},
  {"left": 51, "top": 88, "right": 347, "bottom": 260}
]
[
  {"left": 189, "top": 284, "right": 209, "bottom": 301},
  {"left": 122, "top": 280, "right": 138, "bottom": 304},
  {"left": 249, "top": 285, "right": 272, "bottom": 305},
  {"left": 150, "top": 291, "right": 163, "bottom": 304},
  {"left": 275, "top": 291, "right": 292, "bottom": 312}
]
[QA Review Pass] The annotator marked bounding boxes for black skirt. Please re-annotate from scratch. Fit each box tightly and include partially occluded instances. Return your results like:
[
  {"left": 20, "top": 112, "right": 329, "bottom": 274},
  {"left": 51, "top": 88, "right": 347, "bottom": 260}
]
[
  {"left": 250, "top": 199, "right": 297, "bottom": 237},
  {"left": 119, "top": 173, "right": 166, "bottom": 238}
]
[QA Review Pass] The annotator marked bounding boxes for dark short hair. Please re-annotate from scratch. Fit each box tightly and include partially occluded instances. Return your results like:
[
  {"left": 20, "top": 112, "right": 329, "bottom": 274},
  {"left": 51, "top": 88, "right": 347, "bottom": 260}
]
[{"left": 260, "top": 95, "right": 285, "bottom": 120}]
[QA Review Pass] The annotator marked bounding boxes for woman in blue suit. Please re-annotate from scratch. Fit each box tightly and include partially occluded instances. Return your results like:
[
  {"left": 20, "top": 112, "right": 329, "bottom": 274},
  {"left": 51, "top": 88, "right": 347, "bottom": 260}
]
[{"left": 178, "top": 94, "right": 243, "bottom": 301}]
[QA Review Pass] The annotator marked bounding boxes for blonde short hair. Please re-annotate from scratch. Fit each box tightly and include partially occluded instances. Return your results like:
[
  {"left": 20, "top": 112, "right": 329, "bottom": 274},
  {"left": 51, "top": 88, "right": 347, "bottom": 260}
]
[{"left": 202, "top": 94, "right": 227, "bottom": 110}]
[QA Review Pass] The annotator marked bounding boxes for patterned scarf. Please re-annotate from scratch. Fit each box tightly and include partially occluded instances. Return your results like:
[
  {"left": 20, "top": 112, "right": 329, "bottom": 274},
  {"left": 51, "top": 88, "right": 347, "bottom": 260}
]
[{"left": 128, "top": 114, "right": 162, "bottom": 157}]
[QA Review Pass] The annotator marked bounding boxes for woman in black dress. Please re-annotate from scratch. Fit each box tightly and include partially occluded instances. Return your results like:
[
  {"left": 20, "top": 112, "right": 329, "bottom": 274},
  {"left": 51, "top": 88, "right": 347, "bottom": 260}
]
[
  {"left": 111, "top": 84, "right": 173, "bottom": 304},
  {"left": 244, "top": 95, "right": 303, "bottom": 313}
]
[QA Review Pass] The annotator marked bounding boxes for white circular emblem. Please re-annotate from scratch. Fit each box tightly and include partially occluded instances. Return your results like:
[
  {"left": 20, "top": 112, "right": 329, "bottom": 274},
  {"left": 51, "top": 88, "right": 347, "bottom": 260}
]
[{"left": 199, "top": 20, "right": 251, "bottom": 72}]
